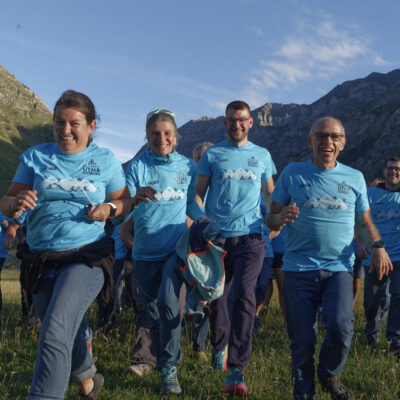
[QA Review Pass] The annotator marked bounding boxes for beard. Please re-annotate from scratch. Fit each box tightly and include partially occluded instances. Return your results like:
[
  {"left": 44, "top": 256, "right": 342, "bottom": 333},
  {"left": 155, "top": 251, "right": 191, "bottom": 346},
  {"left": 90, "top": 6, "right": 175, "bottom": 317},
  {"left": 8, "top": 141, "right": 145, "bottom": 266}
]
[{"left": 227, "top": 129, "right": 248, "bottom": 144}]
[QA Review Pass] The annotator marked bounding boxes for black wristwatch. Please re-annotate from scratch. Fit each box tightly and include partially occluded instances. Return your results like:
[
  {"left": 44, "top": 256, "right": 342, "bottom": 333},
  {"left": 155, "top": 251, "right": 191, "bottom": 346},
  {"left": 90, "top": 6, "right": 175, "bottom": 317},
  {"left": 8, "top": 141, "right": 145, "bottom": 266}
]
[
  {"left": 371, "top": 240, "right": 385, "bottom": 250},
  {"left": 106, "top": 202, "right": 117, "bottom": 218}
]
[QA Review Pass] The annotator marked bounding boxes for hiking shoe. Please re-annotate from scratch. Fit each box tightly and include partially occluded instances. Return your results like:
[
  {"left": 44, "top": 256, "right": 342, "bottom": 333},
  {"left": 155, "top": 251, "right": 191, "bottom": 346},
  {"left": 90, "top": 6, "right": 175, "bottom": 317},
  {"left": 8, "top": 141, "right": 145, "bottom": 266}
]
[
  {"left": 253, "top": 315, "right": 263, "bottom": 332},
  {"left": 79, "top": 373, "right": 104, "bottom": 399},
  {"left": 160, "top": 365, "right": 182, "bottom": 396},
  {"left": 319, "top": 376, "right": 354, "bottom": 400},
  {"left": 125, "top": 362, "right": 153, "bottom": 377},
  {"left": 221, "top": 367, "right": 248, "bottom": 397},
  {"left": 211, "top": 346, "right": 227, "bottom": 371}
]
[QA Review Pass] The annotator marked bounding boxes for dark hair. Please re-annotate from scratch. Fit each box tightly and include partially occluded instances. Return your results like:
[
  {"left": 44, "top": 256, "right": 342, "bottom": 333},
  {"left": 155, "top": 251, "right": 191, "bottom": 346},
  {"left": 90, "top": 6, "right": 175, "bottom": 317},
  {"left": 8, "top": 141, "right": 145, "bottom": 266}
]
[
  {"left": 385, "top": 156, "right": 400, "bottom": 166},
  {"left": 53, "top": 90, "right": 98, "bottom": 143},
  {"left": 225, "top": 100, "right": 251, "bottom": 116},
  {"left": 146, "top": 111, "right": 181, "bottom": 143}
]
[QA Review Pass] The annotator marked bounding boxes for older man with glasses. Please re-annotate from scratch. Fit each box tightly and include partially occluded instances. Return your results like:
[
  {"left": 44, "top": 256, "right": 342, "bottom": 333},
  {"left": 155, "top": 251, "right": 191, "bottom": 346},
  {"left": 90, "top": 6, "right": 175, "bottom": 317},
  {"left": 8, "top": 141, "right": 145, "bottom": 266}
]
[{"left": 267, "top": 116, "right": 392, "bottom": 400}]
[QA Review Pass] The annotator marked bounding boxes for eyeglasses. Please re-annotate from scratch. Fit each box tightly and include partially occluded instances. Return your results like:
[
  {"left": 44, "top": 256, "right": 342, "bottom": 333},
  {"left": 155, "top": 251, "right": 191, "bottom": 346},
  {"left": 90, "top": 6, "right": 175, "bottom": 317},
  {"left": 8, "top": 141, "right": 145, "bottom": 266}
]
[
  {"left": 312, "top": 132, "right": 345, "bottom": 142},
  {"left": 225, "top": 117, "right": 251, "bottom": 124},
  {"left": 384, "top": 166, "right": 400, "bottom": 172},
  {"left": 146, "top": 108, "right": 175, "bottom": 121}
]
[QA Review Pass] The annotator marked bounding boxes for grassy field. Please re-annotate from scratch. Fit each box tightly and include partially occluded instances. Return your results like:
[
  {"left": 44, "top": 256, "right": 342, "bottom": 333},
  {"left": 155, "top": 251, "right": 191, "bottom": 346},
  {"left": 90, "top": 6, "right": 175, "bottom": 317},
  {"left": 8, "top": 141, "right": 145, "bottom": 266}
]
[{"left": 1, "top": 261, "right": 400, "bottom": 400}]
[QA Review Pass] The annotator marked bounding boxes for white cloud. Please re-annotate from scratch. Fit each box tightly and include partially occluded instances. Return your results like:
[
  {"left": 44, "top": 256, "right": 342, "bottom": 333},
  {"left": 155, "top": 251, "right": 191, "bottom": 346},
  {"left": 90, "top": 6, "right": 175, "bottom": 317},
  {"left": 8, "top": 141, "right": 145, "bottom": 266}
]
[
  {"left": 242, "top": 18, "right": 390, "bottom": 108},
  {"left": 247, "top": 25, "right": 265, "bottom": 37}
]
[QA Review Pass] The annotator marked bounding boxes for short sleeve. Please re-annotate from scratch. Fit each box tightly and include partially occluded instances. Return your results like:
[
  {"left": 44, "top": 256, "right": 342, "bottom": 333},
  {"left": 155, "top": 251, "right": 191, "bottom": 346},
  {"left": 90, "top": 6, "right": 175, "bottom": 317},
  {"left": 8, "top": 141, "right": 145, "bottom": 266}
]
[
  {"left": 262, "top": 150, "right": 277, "bottom": 181},
  {"left": 197, "top": 149, "right": 211, "bottom": 176},
  {"left": 13, "top": 151, "right": 34, "bottom": 185},
  {"left": 125, "top": 160, "right": 139, "bottom": 197},
  {"left": 106, "top": 155, "right": 126, "bottom": 193},
  {"left": 271, "top": 165, "right": 291, "bottom": 206},
  {"left": 355, "top": 173, "right": 369, "bottom": 213}
]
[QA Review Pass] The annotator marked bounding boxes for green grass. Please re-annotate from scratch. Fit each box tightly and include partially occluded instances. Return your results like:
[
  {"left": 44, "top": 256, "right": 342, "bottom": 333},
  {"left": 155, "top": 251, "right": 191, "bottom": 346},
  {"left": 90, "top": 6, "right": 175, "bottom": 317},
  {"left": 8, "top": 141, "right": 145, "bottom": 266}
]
[{"left": 1, "top": 264, "right": 400, "bottom": 399}]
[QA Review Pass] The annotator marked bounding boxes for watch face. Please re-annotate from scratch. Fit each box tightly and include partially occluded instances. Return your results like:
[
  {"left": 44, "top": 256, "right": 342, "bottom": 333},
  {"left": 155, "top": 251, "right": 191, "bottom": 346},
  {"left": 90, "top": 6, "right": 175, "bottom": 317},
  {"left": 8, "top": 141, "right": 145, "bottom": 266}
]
[
  {"left": 107, "top": 203, "right": 117, "bottom": 217},
  {"left": 372, "top": 240, "right": 385, "bottom": 248}
]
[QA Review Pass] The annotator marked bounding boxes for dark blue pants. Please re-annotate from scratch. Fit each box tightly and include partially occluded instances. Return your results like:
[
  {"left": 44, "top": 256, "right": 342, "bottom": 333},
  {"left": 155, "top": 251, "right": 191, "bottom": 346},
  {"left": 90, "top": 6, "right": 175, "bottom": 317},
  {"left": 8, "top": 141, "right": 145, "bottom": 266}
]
[
  {"left": 363, "top": 265, "right": 390, "bottom": 345},
  {"left": 387, "top": 262, "right": 400, "bottom": 352},
  {"left": 209, "top": 233, "right": 265, "bottom": 369},
  {"left": 284, "top": 270, "right": 354, "bottom": 400}
]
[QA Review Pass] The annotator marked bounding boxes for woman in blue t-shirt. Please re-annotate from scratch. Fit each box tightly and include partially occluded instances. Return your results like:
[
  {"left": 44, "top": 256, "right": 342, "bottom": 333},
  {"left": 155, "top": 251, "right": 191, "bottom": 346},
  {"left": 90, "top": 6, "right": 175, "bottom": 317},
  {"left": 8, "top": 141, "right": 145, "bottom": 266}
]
[{"left": 1, "top": 90, "right": 131, "bottom": 400}]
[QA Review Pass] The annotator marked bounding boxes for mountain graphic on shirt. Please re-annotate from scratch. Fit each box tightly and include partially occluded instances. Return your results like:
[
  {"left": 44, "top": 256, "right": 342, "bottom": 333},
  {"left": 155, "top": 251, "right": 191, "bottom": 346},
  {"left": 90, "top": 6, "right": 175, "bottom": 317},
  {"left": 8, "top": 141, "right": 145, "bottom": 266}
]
[
  {"left": 41, "top": 177, "right": 97, "bottom": 192},
  {"left": 155, "top": 187, "right": 185, "bottom": 201},
  {"left": 303, "top": 194, "right": 348, "bottom": 210},
  {"left": 223, "top": 168, "right": 257, "bottom": 180},
  {"left": 375, "top": 209, "right": 400, "bottom": 219}
]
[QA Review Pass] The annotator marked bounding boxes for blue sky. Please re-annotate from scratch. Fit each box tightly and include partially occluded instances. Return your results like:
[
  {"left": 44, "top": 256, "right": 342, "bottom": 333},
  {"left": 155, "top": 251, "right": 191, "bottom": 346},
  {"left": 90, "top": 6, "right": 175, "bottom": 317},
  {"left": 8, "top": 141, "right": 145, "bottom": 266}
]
[{"left": 1, "top": 0, "right": 398, "bottom": 161}]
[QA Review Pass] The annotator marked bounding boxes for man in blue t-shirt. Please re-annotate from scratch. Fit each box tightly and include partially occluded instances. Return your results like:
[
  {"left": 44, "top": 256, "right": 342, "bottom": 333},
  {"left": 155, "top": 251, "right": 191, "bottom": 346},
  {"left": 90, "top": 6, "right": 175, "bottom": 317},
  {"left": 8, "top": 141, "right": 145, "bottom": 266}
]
[
  {"left": 357, "top": 157, "right": 400, "bottom": 353},
  {"left": 196, "top": 100, "right": 276, "bottom": 397},
  {"left": 267, "top": 117, "right": 392, "bottom": 400}
]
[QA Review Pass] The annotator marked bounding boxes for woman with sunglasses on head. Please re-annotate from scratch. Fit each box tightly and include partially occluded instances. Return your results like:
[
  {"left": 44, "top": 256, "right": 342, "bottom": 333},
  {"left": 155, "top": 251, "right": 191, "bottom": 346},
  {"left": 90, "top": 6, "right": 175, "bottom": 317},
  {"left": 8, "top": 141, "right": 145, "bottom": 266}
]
[
  {"left": 1, "top": 90, "right": 131, "bottom": 400},
  {"left": 125, "top": 109, "right": 203, "bottom": 396}
]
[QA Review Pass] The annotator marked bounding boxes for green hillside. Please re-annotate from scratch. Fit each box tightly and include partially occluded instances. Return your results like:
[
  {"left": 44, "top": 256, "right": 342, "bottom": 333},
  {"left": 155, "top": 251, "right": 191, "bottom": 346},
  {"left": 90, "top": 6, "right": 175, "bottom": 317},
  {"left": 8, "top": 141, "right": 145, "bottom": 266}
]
[{"left": 0, "top": 65, "right": 53, "bottom": 196}]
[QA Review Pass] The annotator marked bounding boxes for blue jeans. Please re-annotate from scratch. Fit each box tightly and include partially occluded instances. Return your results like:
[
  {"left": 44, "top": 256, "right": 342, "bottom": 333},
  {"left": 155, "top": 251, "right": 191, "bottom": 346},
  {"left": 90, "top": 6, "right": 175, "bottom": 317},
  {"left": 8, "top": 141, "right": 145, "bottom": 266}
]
[
  {"left": 284, "top": 270, "right": 354, "bottom": 400},
  {"left": 29, "top": 263, "right": 104, "bottom": 400},
  {"left": 133, "top": 253, "right": 183, "bottom": 370},
  {"left": 387, "top": 262, "right": 400, "bottom": 352},
  {"left": 363, "top": 265, "right": 390, "bottom": 345}
]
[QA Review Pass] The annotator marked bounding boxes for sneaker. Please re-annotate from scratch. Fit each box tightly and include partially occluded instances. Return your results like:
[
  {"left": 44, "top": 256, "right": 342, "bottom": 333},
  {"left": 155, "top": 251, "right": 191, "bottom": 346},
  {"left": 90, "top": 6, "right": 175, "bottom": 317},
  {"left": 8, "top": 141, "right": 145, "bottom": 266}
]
[
  {"left": 221, "top": 367, "right": 248, "bottom": 397},
  {"left": 253, "top": 315, "right": 263, "bottom": 332},
  {"left": 160, "top": 365, "right": 182, "bottom": 396},
  {"left": 125, "top": 363, "right": 153, "bottom": 377},
  {"left": 319, "top": 376, "right": 354, "bottom": 400},
  {"left": 211, "top": 346, "right": 227, "bottom": 371},
  {"left": 79, "top": 373, "right": 104, "bottom": 400}
]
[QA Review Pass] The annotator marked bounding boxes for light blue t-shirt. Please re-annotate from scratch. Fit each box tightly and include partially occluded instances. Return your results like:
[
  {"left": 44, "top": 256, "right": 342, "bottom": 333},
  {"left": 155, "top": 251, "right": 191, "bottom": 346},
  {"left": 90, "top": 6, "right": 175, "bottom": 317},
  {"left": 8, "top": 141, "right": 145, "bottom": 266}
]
[
  {"left": 363, "top": 186, "right": 400, "bottom": 265},
  {"left": 197, "top": 140, "right": 276, "bottom": 237},
  {"left": 126, "top": 150, "right": 203, "bottom": 261},
  {"left": 13, "top": 142, "right": 126, "bottom": 252},
  {"left": 272, "top": 160, "right": 369, "bottom": 272},
  {"left": 0, "top": 212, "right": 12, "bottom": 259}
]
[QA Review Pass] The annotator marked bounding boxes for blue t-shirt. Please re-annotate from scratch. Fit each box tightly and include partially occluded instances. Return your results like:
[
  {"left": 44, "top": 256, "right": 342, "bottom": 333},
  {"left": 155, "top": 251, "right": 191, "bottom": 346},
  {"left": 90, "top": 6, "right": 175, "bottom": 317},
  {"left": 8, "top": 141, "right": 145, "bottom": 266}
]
[
  {"left": 271, "top": 225, "right": 286, "bottom": 255},
  {"left": 126, "top": 150, "right": 203, "bottom": 261},
  {"left": 272, "top": 160, "right": 369, "bottom": 272},
  {"left": 363, "top": 186, "right": 400, "bottom": 265},
  {"left": 112, "top": 224, "right": 128, "bottom": 260},
  {"left": 0, "top": 212, "right": 12, "bottom": 259},
  {"left": 197, "top": 140, "right": 276, "bottom": 237},
  {"left": 13, "top": 142, "right": 126, "bottom": 252}
]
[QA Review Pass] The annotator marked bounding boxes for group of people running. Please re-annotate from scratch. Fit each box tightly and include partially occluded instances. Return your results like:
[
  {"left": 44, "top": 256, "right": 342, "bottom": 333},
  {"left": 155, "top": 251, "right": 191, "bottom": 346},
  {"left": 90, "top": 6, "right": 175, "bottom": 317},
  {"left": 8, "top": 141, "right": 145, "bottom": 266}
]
[{"left": 0, "top": 90, "right": 398, "bottom": 400}]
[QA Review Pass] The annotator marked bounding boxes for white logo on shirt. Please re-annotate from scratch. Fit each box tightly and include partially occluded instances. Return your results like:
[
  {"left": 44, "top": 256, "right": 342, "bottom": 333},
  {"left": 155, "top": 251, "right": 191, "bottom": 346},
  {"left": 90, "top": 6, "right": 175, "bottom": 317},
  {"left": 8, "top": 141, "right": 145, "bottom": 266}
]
[
  {"left": 41, "top": 177, "right": 97, "bottom": 192},
  {"left": 155, "top": 187, "right": 185, "bottom": 201},
  {"left": 223, "top": 168, "right": 256, "bottom": 180},
  {"left": 303, "top": 195, "right": 348, "bottom": 210}
]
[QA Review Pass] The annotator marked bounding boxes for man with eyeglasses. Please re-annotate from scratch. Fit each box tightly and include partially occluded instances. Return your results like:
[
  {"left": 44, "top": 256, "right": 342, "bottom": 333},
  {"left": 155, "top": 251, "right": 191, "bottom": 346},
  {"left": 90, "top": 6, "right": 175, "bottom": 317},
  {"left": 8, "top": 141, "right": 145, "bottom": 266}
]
[
  {"left": 196, "top": 100, "right": 276, "bottom": 397},
  {"left": 356, "top": 157, "right": 400, "bottom": 354},
  {"left": 267, "top": 116, "right": 392, "bottom": 400}
]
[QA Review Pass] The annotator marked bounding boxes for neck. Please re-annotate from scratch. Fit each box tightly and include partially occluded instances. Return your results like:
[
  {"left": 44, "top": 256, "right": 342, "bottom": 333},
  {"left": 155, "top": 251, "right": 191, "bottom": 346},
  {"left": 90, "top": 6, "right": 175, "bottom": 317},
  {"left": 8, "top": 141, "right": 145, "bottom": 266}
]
[
  {"left": 227, "top": 137, "right": 248, "bottom": 147},
  {"left": 312, "top": 159, "right": 337, "bottom": 170}
]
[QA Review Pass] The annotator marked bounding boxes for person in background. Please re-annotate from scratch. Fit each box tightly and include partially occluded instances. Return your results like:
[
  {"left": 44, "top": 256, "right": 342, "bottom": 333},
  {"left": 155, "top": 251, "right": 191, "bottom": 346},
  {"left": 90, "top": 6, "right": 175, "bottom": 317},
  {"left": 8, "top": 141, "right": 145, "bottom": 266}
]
[
  {"left": 196, "top": 100, "right": 276, "bottom": 397},
  {"left": 0, "top": 211, "right": 12, "bottom": 318},
  {"left": 1, "top": 90, "right": 131, "bottom": 400},
  {"left": 267, "top": 116, "right": 392, "bottom": 400},
  {"left": 125, "top": 109, "right": 203, "bottom": 395},
  {"left": 357, "top": 157, "right": 400, "bottom": 351}
]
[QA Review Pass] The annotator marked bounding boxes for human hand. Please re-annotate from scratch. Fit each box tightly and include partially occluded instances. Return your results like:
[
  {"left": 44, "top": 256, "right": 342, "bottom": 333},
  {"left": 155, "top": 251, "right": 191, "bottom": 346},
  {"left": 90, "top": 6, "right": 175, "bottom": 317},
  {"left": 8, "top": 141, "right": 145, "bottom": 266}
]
[
  {"left": 357, "top": 242, "right": 370, "bottom": 260},
  {"left": 369, "top": 248, "right": 392, "bottom": 280},
  {"left": 86, "top": 203, "right": 112, "bottom": 221},
  {"left": 279, "top": 203, "right": 299, "bottom": 226},
  {"left": 132, "top": 186, "right": 157, "bottom": 208},
  {"left": 13, "top": 190, "right": 38, "bottom": 213}
]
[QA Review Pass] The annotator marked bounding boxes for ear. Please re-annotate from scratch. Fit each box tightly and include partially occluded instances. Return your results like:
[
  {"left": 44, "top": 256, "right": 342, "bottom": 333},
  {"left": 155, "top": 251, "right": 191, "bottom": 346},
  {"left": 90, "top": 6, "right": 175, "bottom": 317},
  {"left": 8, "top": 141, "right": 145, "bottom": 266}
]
[
  {"left": 339, "top": 137, "right": 347, "bottom": 151},
  {"left": 89, "top": 120, "right": 96, "bottom": 133},
  {"left": 249, "top": 117, "right": 254, "bottom": 129}
]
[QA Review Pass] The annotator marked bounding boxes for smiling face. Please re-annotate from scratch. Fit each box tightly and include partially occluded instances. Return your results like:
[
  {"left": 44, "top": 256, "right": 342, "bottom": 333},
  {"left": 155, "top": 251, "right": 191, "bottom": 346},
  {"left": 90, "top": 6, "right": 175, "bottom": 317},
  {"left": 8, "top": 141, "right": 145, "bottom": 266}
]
[
  {"left": 147, "top": 119, "right": 177, "bottom": 155},
  {"left": 54, "top": 106, "right": 96, "bottom": 155},
  {"left": 383, "top": 160, "right": 400, "bottom": 190},
  {"left": 224, "top": 107, "right": 253, "bottom": 146},
  {"left": 307, "top": 117, "right": 346, "bottom": 170}
]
